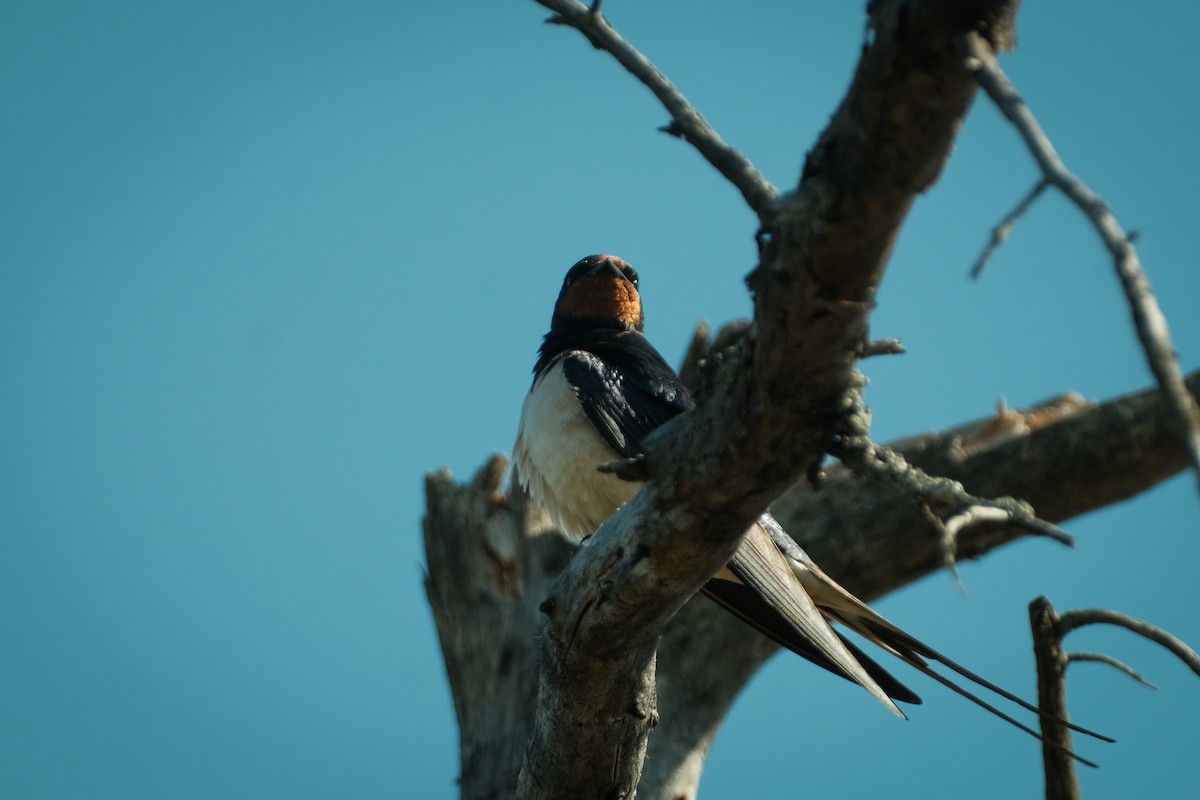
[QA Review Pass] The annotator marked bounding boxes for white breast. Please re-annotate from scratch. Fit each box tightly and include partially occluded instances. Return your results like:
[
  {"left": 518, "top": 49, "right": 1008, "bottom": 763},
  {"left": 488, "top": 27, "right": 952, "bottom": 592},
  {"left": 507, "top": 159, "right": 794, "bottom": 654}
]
[{"left": 513, "top": 357, "right": 641, "bottom": 541}]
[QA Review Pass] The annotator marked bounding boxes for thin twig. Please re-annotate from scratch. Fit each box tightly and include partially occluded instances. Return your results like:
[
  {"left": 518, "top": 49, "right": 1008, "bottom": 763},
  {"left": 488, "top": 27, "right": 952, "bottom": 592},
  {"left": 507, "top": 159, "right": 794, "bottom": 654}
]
[
  {"left": 535, "top": 0, "right": 778, "bottom": 215},
  {"left": 922, "top": 503, "right": 966, "bottom": 593},
  {"left": 859, "top": 337, "right": 907, "bottom": 358},
  {"left": 1068, "top": 652, "right": 1157, "bottom": 689},
  {"left": 959, "top": 30, "right": 1200, "bottom": 493},
  {"left": 970, "top": 179, "right": 1048, "bottom": 279},
  {"left": 832, "top": 376, "right": 1074, "bottom": 562},
  {"left": 1058, "top": 608, "right": 1200, "bottom": 677}
]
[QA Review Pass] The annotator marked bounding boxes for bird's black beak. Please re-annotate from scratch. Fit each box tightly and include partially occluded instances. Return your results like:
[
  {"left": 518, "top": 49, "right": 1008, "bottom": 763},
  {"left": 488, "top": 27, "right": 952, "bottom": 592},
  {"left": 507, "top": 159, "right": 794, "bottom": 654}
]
[{"left": 592, "top": 257, "right": 629, "bottom": 283}]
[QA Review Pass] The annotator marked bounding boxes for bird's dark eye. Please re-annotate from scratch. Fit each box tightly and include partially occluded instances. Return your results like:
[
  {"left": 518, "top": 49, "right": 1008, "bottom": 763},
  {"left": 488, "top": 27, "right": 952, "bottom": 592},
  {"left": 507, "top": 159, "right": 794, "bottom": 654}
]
[
  {"left": 561, "top": 259, "right": 592, "bottom": 291},
  {"left": 623, "top": 266, "right": 639, "bottom": 288}
]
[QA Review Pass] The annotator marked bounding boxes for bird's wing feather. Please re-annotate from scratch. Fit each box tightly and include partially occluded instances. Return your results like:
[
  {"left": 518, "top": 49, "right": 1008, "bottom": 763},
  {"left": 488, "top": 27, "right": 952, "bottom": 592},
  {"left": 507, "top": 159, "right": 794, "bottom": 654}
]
[
  {"left": 701, "top": 577, "right": 921, "bottom": 705},
  {"left": 720, "top": 521, "right": 907, "bottom": 717},
  {"left": 560, "top": 331, "right": 694, "bottom": 458}
]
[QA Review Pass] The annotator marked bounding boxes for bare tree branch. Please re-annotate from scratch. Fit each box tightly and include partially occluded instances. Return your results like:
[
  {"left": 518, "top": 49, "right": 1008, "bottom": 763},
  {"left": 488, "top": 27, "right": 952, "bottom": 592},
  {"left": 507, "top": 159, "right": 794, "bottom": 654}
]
[
  {"left": 970, "top": 179, "right": 1048, "bottom": 278},
  {"left": 831, "top": 383, "right": 1074, "bottom": 549},
  {"left": 959, "top": 29, "right": 1200, "bottom": 491},
  {"left": 534, "top": 0, "right": 778, "bottom": 215},
  {"left": 1029, "top": 597, "right": 1082, "bottom": 800},
  {"left": 776, "top": 371, "right": 1200, "bottom": 603},
  {"left": 1030, "top": 597, "right": 1200, "bottom": 800},
  {"left": 1058, "top": 609, "right": 1200, "bottom": 678},
  {"left": 860, "top": 337, "right": 907, "bottom": 358},
  {"left": 1067, "top": 653, "right": 1157, "bottom": 690},
  {"left": 825, "top": 373, "right": 1074, "bottom": 593}
]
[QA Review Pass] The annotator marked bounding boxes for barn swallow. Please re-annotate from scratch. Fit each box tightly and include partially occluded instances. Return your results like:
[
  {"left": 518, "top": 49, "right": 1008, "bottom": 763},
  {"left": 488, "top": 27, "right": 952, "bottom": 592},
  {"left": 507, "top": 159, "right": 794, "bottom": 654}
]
[{"left": 513, "top": 255, "right": 1109, "bottom": 759}]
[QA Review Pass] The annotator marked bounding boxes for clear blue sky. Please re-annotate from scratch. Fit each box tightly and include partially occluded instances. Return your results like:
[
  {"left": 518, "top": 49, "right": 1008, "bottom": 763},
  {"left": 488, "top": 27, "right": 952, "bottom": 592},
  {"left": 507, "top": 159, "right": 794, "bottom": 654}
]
[{"left": 3, "top": 2, "right": 1198, "bottom": 798}]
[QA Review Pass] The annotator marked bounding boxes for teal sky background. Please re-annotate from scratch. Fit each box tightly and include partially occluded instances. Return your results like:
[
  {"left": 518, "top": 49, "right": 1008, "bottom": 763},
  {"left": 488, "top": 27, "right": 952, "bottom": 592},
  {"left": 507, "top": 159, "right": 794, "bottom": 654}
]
[{"left": 3, "top": 2, "right": 1198, "bottom": 798}]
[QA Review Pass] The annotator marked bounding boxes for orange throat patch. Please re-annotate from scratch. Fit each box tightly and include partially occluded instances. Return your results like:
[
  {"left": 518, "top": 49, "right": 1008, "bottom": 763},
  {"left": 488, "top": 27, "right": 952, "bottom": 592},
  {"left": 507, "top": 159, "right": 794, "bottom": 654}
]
[{"left": 560, "top": 274, "right": 644, "bottom": 329}]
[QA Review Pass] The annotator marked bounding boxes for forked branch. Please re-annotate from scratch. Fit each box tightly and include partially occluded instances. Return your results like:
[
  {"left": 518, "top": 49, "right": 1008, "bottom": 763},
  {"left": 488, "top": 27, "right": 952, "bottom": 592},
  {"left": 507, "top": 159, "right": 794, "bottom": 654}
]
[
  {"left": 959, "top": 30, "right": 1200, "bottom": 491},
  {"left": 1030, "top": 597, "right": 1200, "bottom": 800},
  {"left": 535, "top": 0, "right": 778, "bottom": 214}
]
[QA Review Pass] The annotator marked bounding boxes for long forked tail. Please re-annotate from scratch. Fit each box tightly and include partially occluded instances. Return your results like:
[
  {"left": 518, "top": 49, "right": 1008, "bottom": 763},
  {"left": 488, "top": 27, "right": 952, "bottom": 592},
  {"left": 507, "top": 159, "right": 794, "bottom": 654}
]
[
  {"left": 756, "top": 514, "right": 1114, "bottom": 767},
  {"left": 855, "top": 612, "right": 1114, "bottom": 742},
  {"left": 826, "top": 602, "right": 1114, "bottom": 767}
]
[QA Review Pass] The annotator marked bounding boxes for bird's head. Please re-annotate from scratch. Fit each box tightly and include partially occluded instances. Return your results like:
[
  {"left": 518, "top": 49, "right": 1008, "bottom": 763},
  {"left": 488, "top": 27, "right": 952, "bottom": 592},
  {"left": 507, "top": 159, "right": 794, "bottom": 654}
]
[{"left": 551, "top": 254, "right": 643, "bottom": 332}]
